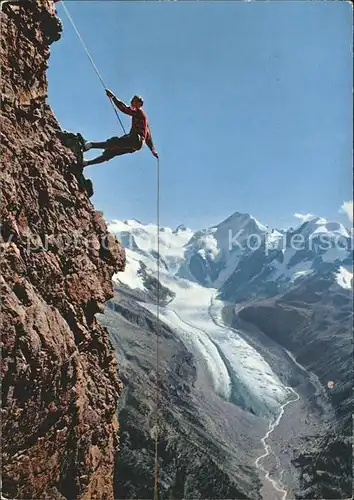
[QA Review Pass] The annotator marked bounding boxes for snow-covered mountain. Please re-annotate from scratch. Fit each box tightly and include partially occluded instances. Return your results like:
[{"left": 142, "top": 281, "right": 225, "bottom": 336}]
[
  {"left": 107, "top": 212, "right": 352, "bottom": 417},
  {"left": 218, "top": 216, "right": 352, "bottom": 303},
  {"left": 180, "top": 212, "right": 269, "bottom": 287},
  {"left": 109, "top": 212, "right": 352, "bottom": 298},
  {"left": 109, "top": 217, "right": 289, "bottom": 417},
  {"left": 105, "top": 211, "right": 352, "bottom": 499}
]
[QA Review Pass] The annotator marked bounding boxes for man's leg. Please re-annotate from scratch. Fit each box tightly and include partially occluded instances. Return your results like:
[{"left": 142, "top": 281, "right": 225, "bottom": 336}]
[
  {"left": 82, "top": 137, "right": 121, "bottom": 166},
  {"left": 87, "top": 141, "right": 109, "bottom": 149},
  {"left": 84, "top": 136, "right": 120, "bottom": 151},
  {"left": 107, "top": 134, "right": 143, "bottom": 155},
  {"left": 83, "top": 147, "right": 134, "bottom": 167},
  {"left": 83, "top": 135, "right": 142, "bottom": 167},
  {"left": 83, "top": 154, "right": 109, "bottom": 167}
]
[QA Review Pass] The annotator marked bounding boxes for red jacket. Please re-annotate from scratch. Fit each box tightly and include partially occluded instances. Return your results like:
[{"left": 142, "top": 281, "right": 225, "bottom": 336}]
[{"left": 112, "top": 98, "right": 155, "bottom": 152}]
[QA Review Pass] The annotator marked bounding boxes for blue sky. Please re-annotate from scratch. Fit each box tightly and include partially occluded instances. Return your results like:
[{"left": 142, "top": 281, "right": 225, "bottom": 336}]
[{"left": 48, "top": 1, "right": 352, "bottom": 231}]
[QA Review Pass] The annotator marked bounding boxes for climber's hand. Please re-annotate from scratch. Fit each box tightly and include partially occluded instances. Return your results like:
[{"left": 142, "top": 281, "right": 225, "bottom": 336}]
[
  {"left": 152, "top": 150, "right": 159, "bottom": 159},
  {"left": 106, "top": 89, "right": 115, "bottom": 99}
]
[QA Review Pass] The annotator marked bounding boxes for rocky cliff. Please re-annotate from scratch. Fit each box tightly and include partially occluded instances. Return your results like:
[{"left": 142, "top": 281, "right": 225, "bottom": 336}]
[{"left": 1, "top": 1, "right": 125, "bottom": 498}]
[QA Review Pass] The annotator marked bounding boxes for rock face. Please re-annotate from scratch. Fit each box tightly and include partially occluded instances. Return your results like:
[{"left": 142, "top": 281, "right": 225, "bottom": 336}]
[{"left": 1, "top": 1, "right": 125, "bottom": 498}]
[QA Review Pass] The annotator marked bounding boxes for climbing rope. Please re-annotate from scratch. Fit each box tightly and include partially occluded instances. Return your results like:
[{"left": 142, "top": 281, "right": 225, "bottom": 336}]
[
  {"left": 59, "top": 3, "right": 161, "bottom": 497},
  {"left": 59, "top": 0, "right": 126, "bottom": 134},
  {"left": 154, "top": 157, "right": 160, "bottom": 500}
]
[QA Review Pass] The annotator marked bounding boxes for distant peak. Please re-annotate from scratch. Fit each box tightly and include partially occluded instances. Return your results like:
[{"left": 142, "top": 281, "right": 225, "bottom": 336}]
[
  {"left": 124, "top": 218, "right": 143, "bottom": 226},
  {"left": 174, "top": 224, "right": 188, "bottom": 233},
  {"left": 217, "top": 211, "right": 268, "bottom": 233}
]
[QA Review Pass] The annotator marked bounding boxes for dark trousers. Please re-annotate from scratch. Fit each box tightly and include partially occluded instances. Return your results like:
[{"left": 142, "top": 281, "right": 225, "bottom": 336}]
[{"left": 85, "top": 133, "right": 143, "bottom": 166}]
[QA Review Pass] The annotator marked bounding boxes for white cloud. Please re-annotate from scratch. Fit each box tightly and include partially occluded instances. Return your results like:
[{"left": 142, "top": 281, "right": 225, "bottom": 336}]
[
  {"left": 293, "top": 213, "right": 314, "bottom": 222},
  {"left": 340, "top": 201, "right": 353, "bottom": 223}
]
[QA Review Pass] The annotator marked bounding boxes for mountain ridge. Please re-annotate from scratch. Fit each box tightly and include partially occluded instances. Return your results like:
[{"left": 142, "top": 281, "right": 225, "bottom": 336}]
[{"left": 105, "top": 210, "right": 352, "bottom": 498}]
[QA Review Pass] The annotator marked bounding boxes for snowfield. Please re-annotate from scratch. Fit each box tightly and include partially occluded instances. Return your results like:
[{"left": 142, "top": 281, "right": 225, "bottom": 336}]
[
  {"left": 108, "top": 217, "right": 295, "bottom": 417},
  {"left": 107, "top": 214, "right": 352, "bottom": 417}
]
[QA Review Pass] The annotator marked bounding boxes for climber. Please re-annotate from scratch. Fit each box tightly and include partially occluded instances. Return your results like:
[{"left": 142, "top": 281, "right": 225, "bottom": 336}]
[{"left": 82, "top": 89, "right": 159, "bottom": 167}]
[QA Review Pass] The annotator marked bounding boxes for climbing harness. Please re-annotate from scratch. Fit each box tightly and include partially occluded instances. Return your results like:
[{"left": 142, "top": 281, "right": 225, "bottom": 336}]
[
  {"left": 59, "top": 0, "right": 126, "bottom": 134},
  {"left": 59, "top": 3, "right": 161, "bottom": 498}
]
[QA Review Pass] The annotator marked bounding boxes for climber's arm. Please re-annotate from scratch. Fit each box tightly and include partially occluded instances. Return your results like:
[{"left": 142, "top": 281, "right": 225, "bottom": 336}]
[
  {"left": 105, "top": 89, "right": 135, "bottom": 116},
  {"left": 146, "top": 126, "right": 158, "bottom": 159}
]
